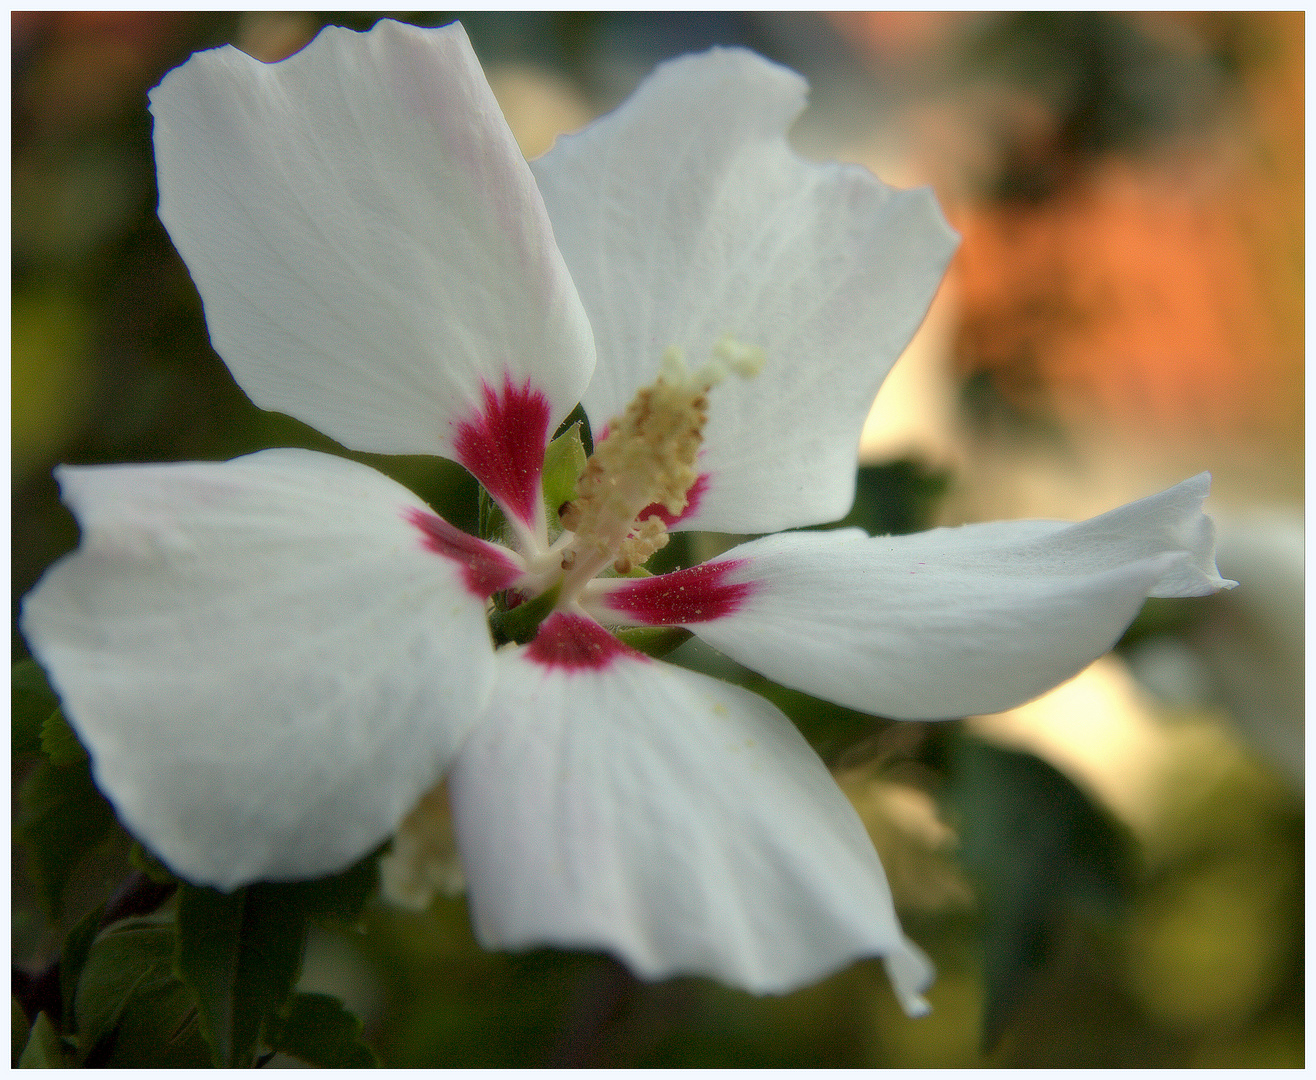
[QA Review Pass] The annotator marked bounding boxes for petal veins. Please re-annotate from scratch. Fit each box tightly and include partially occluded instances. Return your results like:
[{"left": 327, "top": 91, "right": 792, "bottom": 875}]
[
  {"left": 525, "top": 611, "right": 643, "bottom": 671},
  {"left": 601, "top": 559, "right": 756, "bottom": 625},
  {"left": 405, "top": 506, "right": 522, "bottom": 598},
  {"left": 452, "top": 374, "right": 552, "bottom": 530}
]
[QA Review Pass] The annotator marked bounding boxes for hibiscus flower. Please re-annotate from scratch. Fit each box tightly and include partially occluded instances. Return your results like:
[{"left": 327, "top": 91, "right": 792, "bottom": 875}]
[{"left": 20, "top": 19, "right": 1233, "bottom": 1015}]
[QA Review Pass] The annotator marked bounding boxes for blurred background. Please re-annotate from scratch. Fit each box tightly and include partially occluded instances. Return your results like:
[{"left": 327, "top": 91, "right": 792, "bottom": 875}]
[{"left": 12, "top": 11, "right": 1303, "bottom": 1068}]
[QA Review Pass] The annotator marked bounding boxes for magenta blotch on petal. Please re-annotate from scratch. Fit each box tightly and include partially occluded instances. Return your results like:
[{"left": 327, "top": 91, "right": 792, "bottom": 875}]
[
  {"left": 601, "top": 560, "right": 755, "bottom": 625},
  {"left": 453, "top": 375, "right": 552, "bottom": 530},
  {"left": 639, "top": 471, "right": 710, "bottom": 529},
  {"left": 405, "top": 507, "right": 523, "bottom": 598},
  {"left": 525, "top": 611, "right": 643, "bottom": 670}
]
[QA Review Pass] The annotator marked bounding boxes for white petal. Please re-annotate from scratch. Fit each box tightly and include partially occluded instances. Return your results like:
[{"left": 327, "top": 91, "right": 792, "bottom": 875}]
[
  {"left": 150, "top": 20, "right": 595, "bottom": 505},
  {"left": 20, "top": 448, "right": 502, "bottom": 889},
  {"left": 532, "top": 48, "right": 957, "bottom": 533},
  {"left": 680, "top": 475, "right": 1235, "bottom": 720},
  {"left": 448, "top": 610, "right": 925, "bottom": 999}
]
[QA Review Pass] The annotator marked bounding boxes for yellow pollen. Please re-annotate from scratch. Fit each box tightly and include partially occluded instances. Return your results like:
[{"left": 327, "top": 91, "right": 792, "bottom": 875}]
[{"left": 560, "top": 336, "right": 763, "bottom": 583}]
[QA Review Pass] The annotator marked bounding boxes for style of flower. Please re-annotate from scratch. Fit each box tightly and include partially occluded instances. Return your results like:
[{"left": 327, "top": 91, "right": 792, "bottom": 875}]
[{"left": 20, "top": 20, "right": 1234, "bottom": 1016}]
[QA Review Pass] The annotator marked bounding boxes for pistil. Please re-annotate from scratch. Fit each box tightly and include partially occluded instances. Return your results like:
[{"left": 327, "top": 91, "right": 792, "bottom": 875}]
[{"left": 555, "top": 336, "right": 763, "bottom": 602}]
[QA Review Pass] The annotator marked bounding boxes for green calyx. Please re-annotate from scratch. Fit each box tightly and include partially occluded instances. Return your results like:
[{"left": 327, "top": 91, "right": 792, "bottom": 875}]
[
  {"left": 488, "top": 581, "right": 561, "bottom": 646},
  {"left": 614, "top": 626, "right": 693, "bottom": 659},
  {"left": 541, "top": 421, "right": 587, "bottom": 538}
]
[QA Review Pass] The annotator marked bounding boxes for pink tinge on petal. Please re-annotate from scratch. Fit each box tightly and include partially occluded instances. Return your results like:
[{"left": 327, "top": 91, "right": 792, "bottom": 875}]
[
  {"left": 638, "top": 471, "right": 709, "bottom": 528},
  {"left": 602, "top": 559, "right": 756, "bottom": 625},
  {"left": 453, "top": 374, "right": 552, "bottom": 528},
  {"left": 525, "top": 611, "right": 643, "bottom": 671},
  {"left": 405, "top": 507, "right": 523, "bottom": 598}
]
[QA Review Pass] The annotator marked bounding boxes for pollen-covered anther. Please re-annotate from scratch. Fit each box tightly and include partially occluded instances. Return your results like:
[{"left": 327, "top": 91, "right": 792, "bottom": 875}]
[
  {"left": 614, "top": 515, "right": 669, "bottom": 573},
  {"left": 557, "top": 336, "right": 763, "bottom": 594},
  {"left": 558, "top": 500, "right": 582, "bottom": 532}
]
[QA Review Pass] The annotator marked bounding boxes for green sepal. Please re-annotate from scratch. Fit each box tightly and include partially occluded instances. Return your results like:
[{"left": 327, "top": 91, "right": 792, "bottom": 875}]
[
  {"left": 490, "top": 581, "right": 561, "bottom": 645},
  {"left": 60, "top": 902, "right": 106, "bottom": 1034},
  {"left": 263, "top": 992, "right": 379, "bottom": 1067},
  {"left": 614, "top": 626, "right": 693, "bottom": 659},
  {"left": 542, "top": 421, "right": 587, "bottom": 526},
  {"left": 12, "top": 658, "right": 58, "bottom": 760},
  {"left": 18, "top": 1012, "right": 66, "bottom": 1068},
  {"left": 477, "top": 484, "right": 507, "bottom": 544}
]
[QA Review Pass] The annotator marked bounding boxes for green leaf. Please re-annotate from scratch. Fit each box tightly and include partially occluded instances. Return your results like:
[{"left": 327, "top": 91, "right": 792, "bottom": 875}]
[
  {"left": 14, "top": 745, "right": 116, "bottom": 920},
  {"left": 73, "top": 914, "right": 212, "bottom": 1067},
  {"left": 541, "top": 420, "right": 587, "bottom": 523},
  {"left": 264, "top": 992, "right": 379, "bottom": 1067},
  {"left": 174, "top": 852, "right": 380, "bottom": 1068},
  {"left": 12, "top": 658, "right": 58, "bottom": 759},
  {"left": 944, "top": 734, "right": 1132, "bottom": 1051},
  {"left": 174, "top": 884, "right": 307, "bottom": 1068},
  {"left": 60, "top": 902, "right": 106, "bottom": 1033},
  {"left": 74, "top": 916, "right": 177, "bottom": 1055},
  {"left": 40, "top": 709, "right": 87, "bottom": 767},
  {"left": 18, "top": 1012, "right": 66, "bottom": 1068}
]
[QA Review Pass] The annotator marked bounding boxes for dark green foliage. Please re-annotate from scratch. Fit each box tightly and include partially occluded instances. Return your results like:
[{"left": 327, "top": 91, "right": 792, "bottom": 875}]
[
  {"left": 59, "top": 904, "right": 105, "bottom": 1036},
  {"left": 958, "top": 12, "right": 1230, "bottom": 202},
  {"left": 264, "top": 993, "right": 379, "bottom": 1067},
  {"left": 742, "top": 673, "right": 888, "bottom": 768},
  {"left": 829, "top": 460, "right": 952, "bottom": 538},
  {"left": 18, "top": 1013, "right": 67, "bottom": 1068},
  {"left": 12, "top": 658, "right": 58, "bottom": 759},
  {"left": 74, "top": 914, "right": 208, "bottom": 1067},
  {"left": 276, "top": 847, "right": 381, "bottom": 924},
  {"left": 173, "top": 853, "right": 380, "bottom": 1067},
  {"left": 1115, "top": 595, "right": 1213, "bottom": 653},
  {"left": 14, "top": 855, "right": 382, "bottom": 1068},
  {"left": 129, "top": 841, "right": 179, "bottom": 885},
  {"left": 944, "top": 734, "right": 1133, "bottom": 1050},
  {"left": 12, "top": 651, "right": 383, "bottom": 1069},
  {"left": 12, "top": 997, "right": 31, "bottom": 1066},
  {"left": 13, "top": 660, "right": 117, "bottom": 921},
  {"left": 175, "top": 886, "right": 307, "bottom": 1067},
  {"left": 13, "top": 717, "right": 116, "bottom": 922}
]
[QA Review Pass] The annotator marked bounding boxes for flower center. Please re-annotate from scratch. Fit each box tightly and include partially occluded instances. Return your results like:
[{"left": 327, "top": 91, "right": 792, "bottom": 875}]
[{"left": 555, "top": 336, "right": 763, "bottom": 599}]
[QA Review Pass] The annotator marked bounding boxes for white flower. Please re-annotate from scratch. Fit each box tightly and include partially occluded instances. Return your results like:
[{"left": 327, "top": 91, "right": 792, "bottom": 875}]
[{"left": 20, "top": 20, "right": 1234, "bottom": 1014}]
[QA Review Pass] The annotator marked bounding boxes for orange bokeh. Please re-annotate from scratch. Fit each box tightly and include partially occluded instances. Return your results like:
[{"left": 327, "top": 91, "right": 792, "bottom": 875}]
[{"left": 836, "top": 11, "right": 1303, "bottom": 453}]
